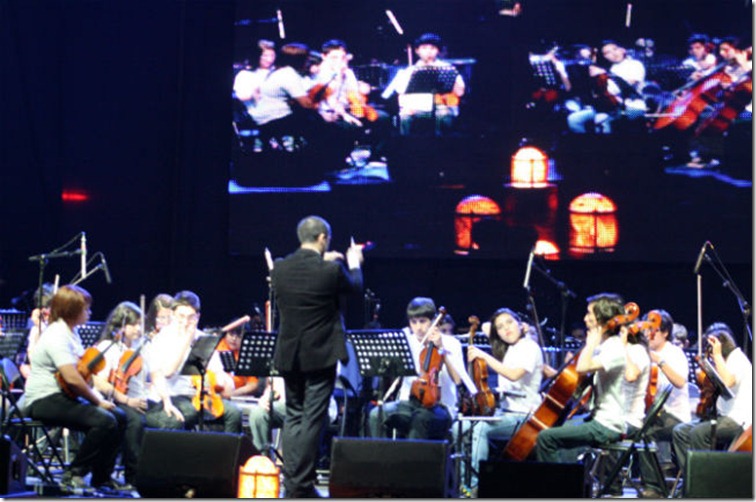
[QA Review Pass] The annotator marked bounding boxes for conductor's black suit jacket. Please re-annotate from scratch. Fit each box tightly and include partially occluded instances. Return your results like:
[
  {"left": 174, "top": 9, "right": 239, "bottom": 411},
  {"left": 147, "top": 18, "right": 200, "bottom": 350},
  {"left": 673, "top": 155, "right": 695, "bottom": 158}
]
[{"left": 271, "top": 248, "right": 363, "bottom": 373}]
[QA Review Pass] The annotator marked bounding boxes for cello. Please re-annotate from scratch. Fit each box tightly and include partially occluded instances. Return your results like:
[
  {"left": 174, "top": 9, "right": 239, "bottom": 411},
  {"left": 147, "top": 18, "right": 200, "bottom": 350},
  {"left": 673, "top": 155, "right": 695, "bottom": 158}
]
[
  {"left": 410, "top": 307, "right": 447, "bottom": 409},
  {"left": 502, "top": 302, "right": 640, "bottom": 461}
]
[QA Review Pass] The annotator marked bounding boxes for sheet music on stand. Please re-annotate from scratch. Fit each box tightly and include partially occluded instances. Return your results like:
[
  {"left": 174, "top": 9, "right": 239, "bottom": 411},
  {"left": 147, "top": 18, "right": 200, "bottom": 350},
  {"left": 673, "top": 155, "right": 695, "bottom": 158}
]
[
  {"left": 528, "top": 53, "right": 560, "bottom": 88},
  {"left": 179, "top": 334, "right": 222, "bottom": 376},
  {"left": 405, "top": 65, "right": 459, "bottom": 95},
  {"left": 346, "top": 329, "right": 416, "bottom": 378},
  {"left": 77, "top": 322, "right": 105, "bottom": 348},
  {"left": 234, "top": 331, "right": 278, "bottom": 377}
]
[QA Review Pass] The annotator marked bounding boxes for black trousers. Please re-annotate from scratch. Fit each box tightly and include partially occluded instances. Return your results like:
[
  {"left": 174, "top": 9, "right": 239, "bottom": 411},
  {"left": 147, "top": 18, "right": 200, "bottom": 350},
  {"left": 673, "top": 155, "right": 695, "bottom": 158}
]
[
  {"left": 280, "top": 365, "right": 336, "bottom": 498},
  {"left": 28, "top": 392, "right": 126, "bottom": 485}
]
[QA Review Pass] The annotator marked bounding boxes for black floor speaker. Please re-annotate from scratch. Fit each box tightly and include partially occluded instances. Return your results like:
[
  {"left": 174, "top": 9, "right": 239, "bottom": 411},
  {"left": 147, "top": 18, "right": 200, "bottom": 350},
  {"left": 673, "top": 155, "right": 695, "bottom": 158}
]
[
  {"left": 0, "top": 436, "right": 27, "bottom": 495},
  {"left": 479, "top": 459, "right": 588, "bottom": 498},
  {"left": 684, "top": 450, "right": 753, "bottom": 498},
  {"left": 135, "top": 429, "right": 256, "bottom": 498},
  {"left": 329, "top": 437, "right": 451, "bottom": 497}
]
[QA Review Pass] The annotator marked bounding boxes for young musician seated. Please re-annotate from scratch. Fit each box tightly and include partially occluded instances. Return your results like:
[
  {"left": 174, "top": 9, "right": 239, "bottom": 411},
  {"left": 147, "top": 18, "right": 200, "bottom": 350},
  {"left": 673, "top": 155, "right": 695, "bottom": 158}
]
[
  {"left": 466, "top": 308, "right": 544, "bottom": 489},
  {"left": 671, "top": 322, "right": 752, "bottom": 477},
  {"left": 382, "top": 33, "right": 466, "bottom": 136},
  {"left": 144, "top": 290, "right": 242, "bottom": 433},
  {"left": 22, "top": 285, "right": 128, "bottom": 493},
  {"left": 534, "top": 293, "right": 627, "bottom": 471},
  {"left": 367, "top": 297, "right": 464, "bottom": 439}
]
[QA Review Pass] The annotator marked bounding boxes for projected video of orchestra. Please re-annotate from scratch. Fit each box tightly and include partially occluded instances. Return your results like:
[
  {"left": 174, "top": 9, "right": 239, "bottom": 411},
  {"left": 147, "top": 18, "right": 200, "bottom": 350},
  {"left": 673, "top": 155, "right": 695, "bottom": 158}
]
[{"left": 228, "top": 0, "right": 751, "bottom": 264}]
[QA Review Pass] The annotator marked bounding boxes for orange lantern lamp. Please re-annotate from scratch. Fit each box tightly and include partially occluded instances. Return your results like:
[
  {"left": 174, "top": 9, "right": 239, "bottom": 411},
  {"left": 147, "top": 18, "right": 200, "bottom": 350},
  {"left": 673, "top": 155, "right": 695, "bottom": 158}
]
[
  {"left": 510, "top": 146, "right": 549, "bottom": 188},
  {"left": 454, "top": 195, "right": 501, "bottom": 255},
  {"left": 238, "top": 455, "right": 280, "bottom": 498},
  {"left": 568, "top": 192, "right": 618, "bottom": 255}
]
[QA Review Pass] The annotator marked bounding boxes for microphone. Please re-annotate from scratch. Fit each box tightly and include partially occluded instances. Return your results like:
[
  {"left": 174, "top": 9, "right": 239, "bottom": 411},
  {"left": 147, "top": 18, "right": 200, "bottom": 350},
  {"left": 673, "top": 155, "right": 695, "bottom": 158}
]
[
  {"left": 264, "top": 247, "right": 274, "bottom": 271},
  {"left": 693, "top": 241, "right": 712, "bottom": 274},
  {"left": 101, "top": 254, "right": 112, "bottom": 284},
  {"left": 523, "top": 247, "right": 535, "bottom": 289},
  {"left": 385, "top": 9, "right": 404, "bottom": 35},
  {"left": 80, "top": 232, "right": 87, "bottom": 278},
  {"left": 276, "top": 9, "right": 285, "bottom": 39}
]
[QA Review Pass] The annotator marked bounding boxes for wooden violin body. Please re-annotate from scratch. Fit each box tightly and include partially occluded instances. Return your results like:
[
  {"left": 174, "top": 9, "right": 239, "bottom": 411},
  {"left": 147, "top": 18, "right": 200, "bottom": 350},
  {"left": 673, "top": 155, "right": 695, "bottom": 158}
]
[
  {"left": 56, "top": 343, "right": 113, "bottom": 398},
  {"left": 191, "top": 370, "right": 225, "bottom": 419},
  {"left": 410, "top": 308, "right": 447, "bottom": 409},
  {"left": 109, "top": 349, "right": 143, "bottom": 395},
  {"left": 461, "top": 315, "right": 496, "bottom": 417}
]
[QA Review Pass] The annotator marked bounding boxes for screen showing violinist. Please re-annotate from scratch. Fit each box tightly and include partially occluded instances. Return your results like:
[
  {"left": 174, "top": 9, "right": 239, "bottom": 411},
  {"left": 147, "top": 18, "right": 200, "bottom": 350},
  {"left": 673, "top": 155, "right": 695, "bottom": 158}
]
[{"left": 228, "top": 0, "right": 752, "bottom": 264}]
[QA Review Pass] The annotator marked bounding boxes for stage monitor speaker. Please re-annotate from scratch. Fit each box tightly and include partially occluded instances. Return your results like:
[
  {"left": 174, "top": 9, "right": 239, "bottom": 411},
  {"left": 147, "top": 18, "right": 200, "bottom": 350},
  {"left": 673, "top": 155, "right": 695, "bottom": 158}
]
[
  {"left": 135, "top": 430, "right": 256, "bottom": 498},
  {"left": 329, "top": 437, "right": 451, "bottom": 497},
  {"left": 685, "top": 450, "right": 752, "bottom": 498},
  {"left": 0, "top": 436, "right": 27, "bottom": 495},
  {"left": 479, "top": 459, "right": 588, "bottom": 498}
]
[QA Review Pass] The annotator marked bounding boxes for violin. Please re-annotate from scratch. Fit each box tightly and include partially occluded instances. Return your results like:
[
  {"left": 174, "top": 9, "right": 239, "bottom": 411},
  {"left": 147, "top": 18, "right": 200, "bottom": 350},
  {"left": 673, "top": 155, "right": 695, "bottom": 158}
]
[
  {"left": 347, "top": 91, "right": 378, "bottom": 122},
  {"left": 631, "top": 310, "right": 663, "bottom": 412},
  {"left": 56, "top": 336, "right": 119, "bottom": 398},
  {"left": 410, "top": 307, "right": 447, "bottom": 409},
  {"left": 466, "top": 315, "right": 496, "bottom": 416},
  {"left": 694, "top": 342, "right": 719, "bottom": 420},
  {"left": 109, "top": 346, "right": 144, "bottom": 395},
  {"left": 191, "top": 370, "right": 225, "bottom": 419},
  {"left": 308, "top": 73, "right": 338, "bottom": 104}
]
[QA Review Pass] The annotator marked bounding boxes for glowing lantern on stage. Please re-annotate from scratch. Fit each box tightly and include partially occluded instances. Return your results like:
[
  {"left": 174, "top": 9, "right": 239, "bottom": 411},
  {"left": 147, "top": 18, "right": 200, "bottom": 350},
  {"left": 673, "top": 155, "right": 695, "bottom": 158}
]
[
  {"left": 510, "top": 146, "right": 549, "bottom": 188},
  {"left": 238, "top": 455, "right": 280, "bottom": 498},
  {"left": 568, "top": 192, "right": 618, "bottom": 255},
  {"left": 454, "top": 195, "right": 502, "bottom": 255}
]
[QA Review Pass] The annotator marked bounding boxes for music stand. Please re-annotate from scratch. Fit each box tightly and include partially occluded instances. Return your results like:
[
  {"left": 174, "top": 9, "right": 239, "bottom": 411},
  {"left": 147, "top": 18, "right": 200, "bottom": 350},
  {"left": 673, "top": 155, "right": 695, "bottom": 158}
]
[
  {"left": 404, "top": 66, "right": 460, "bottom": 135},
  {"left": 233, "top": 330, "right": 280, "bottom": 461},
  {"left": 346, "top": 329, "right": 417, "bottom": 436},
  {"left": 528, "top": 53, "right": 561, "bottom": 88},
  {"left": 77, "top": 322, "right": 105, "bottom": 348},
  {"left": 180, "top": 334, "right": 223, "bottom": 431}
]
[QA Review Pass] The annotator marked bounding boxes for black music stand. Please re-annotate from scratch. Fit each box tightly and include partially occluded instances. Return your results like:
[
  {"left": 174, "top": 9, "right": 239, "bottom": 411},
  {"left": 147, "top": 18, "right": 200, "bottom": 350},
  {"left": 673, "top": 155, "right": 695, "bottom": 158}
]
[
  {"left": 77, "top": 322, "right": 105, "bottom": 348},
  {"left": 404, "top": 66, "right": 460, "bottom": 135},
  {"left": 346, "top": 329, "right": 417, "bottom": 436},
  {"left": 180, "top": 334, "right": 222, "bottom": 431},
  {"left": 233, "top": 331, "right": 280, "bottom": 461},
  {"left": 528, "top": 53, "right": 561, "bottom": 88}
]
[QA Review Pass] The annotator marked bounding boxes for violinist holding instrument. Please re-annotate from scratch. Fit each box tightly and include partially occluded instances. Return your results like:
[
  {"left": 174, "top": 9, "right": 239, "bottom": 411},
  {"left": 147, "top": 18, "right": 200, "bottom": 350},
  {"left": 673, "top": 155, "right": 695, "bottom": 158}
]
[
  {"left": 631, "top": 309, "right": 690, "bottom": 498},
  {"left": 22, "top": 285, "right": 128, "bottom": 493},
  {"left": 91, "top": 300, "right": 164, "bottom": 490},
  {"left": 368, "top": 297, "right": 464, "bottom": 440},
  {"left": 465, "top": 308, "right": 543, "bottom": 491},
  {"left": 144, "top": 290, "right": 242, "bottom": 433},
  {"left": 535, "top": 293, "right": 628, "bottom": 469},
  {"left": 672, "top": 323, "right": 752, "bottom": 477}
]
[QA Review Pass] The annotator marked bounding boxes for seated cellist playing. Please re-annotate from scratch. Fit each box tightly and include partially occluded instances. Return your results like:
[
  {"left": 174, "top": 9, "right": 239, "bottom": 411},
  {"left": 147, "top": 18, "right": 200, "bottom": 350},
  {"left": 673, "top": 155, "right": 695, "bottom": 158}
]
[
  {"left": 22, "top": 285, "right": 128, "bottom": 493},
  {"left": 534, "top": 293, "right": 627, "bottom": 476},
  {"left": 465, "top": 308, "right": 544, "bottom": 491}
]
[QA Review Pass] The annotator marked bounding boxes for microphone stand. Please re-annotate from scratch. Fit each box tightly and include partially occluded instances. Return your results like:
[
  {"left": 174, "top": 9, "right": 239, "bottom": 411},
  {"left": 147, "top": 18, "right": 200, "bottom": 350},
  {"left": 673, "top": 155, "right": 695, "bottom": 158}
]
[
  {"left": 263, "top": 248, "right": 281, "bottom": 462},
  {"left": 70, "top": 252, "right": 107, "bottom": 286},
  {"left": 697, "top": 245, "right": 752, "bottom": 355},
  {"left": 531, "top": 258, "right": 577, "bottom": 365}
]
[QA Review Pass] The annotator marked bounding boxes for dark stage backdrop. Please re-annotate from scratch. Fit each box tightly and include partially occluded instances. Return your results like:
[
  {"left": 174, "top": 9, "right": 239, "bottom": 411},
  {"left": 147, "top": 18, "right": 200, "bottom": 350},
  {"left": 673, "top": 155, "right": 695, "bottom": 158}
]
[{"left": 0, "top": 1, "right": 752, "bottom": 347}]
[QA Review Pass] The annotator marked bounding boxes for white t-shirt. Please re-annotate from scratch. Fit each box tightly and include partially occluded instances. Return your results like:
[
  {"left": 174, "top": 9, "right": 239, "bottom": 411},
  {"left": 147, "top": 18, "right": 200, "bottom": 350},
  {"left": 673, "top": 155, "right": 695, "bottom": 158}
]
[
  {"left": 233, "top": 67, "right": 272, "bottom": 114},
  {"left": 717, "top": 348, "right": 752, "bottom": 428},
  {"left": 497, "top": 337, "right": 544, "bottom": 413},
  {"left": 148, "top": 323, "right": 227, "bottom": 401},
  {"left": 622, "top": 343, "right": 650, "bottom": 429},
  {"left": 591, "top": 335, "right": 627, "bottom": 433},
  {"left": 655, "top": 341, "right": 691, "bottom": 423},
  {"left": 398, "top": 328, "right": 464, "bottom": 415},
  {"left": 23, "top": 319, "right": 84, "bottom": 410},
  {"left": 250, "top": 66, "right": 308, "bottom": 126},
  {"left": 95, "top": 338, "right": 153, "bottom": 400}
]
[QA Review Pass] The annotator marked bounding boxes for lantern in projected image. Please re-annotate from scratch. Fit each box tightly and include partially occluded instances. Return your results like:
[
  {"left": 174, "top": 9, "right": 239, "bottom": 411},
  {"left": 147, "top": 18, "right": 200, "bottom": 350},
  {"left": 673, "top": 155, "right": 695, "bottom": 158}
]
[
  {"left": 568, "top": 193, "right": 618, "bottom": 255},
  {"left": 510, "top": 146, "right": 549, "bottom": 188},
  {"left": 534, "top": 239, "right": 560, "bottom": 260},
  {"left": 238, "top": 455, "right": 280, "bottom": 498},
  {"left": 454, "top": 195, "right": 501, "bottom": 255}
]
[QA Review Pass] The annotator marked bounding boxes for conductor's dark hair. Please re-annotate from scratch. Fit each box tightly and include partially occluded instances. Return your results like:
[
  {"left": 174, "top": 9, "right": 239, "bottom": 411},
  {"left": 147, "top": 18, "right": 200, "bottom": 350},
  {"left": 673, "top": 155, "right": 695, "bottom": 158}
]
[{"left": 296, "top": 215, "right": 331, "bottom": 244}]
